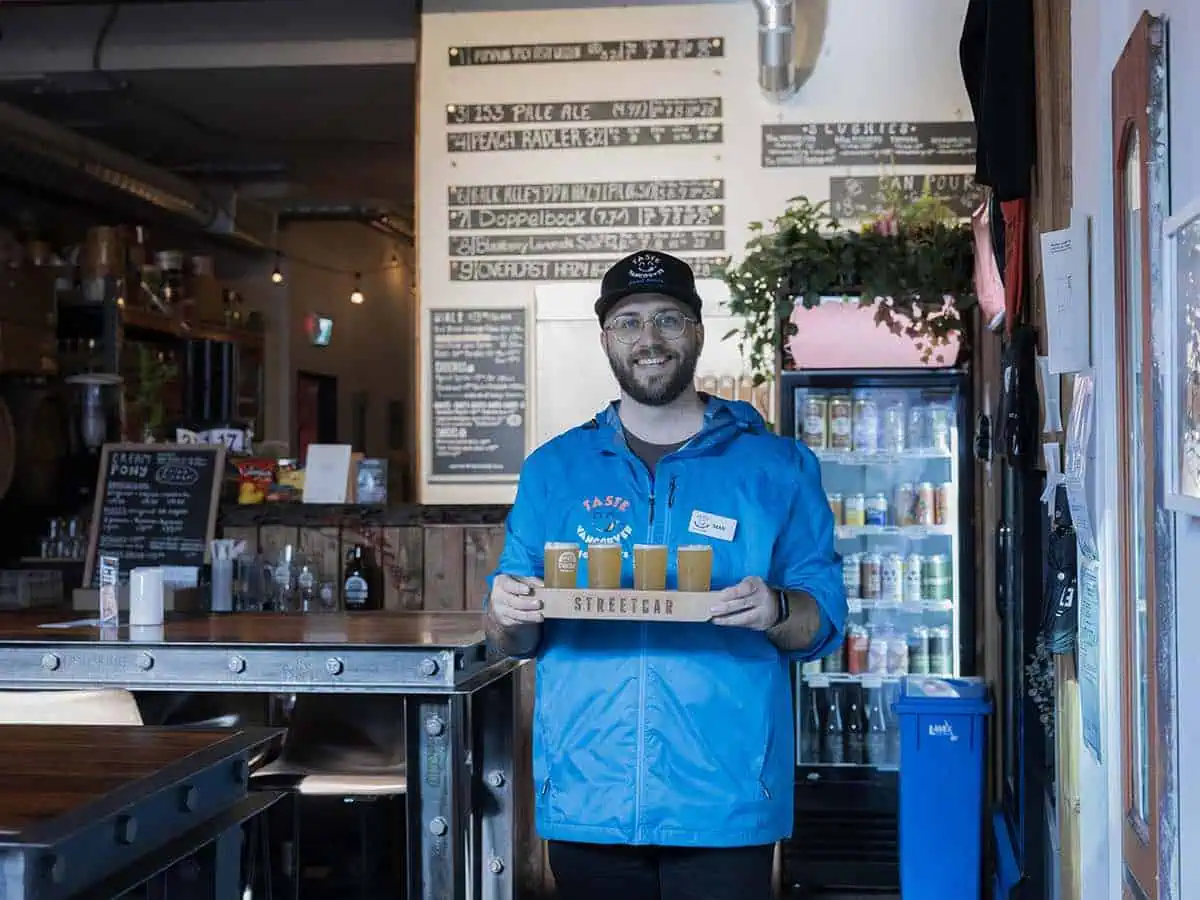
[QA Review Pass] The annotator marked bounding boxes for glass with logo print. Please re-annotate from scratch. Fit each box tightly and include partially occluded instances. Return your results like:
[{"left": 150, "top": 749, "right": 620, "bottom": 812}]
[
  {"left": 586, "top": 543, "right": 623, "bottom": 590},
  {"left": 633, "top": 544, "right": 668, "bottom": 591},
  {"left": 543, "top": 542, "right": 580, "bottom": 589}
]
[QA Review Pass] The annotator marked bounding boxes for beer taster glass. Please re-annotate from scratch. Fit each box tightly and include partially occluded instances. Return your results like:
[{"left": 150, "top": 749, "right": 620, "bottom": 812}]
[
  {"left": 676, "top": 544, "right": 714, "bottom": 592},
  {"left": 633, "top": 544, "right": 668, "bottom": 590},
  {"left": 543, "top": 542, "right": 580, "bottom": 589},
  {"left": 587, "top": 544, "right": 623, "bottom": 589}
]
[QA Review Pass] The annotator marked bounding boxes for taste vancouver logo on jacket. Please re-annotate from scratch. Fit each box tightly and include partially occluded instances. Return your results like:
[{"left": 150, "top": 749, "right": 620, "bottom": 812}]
[{"left": 577, "top": 495, "right": 634, "bottom": 545}]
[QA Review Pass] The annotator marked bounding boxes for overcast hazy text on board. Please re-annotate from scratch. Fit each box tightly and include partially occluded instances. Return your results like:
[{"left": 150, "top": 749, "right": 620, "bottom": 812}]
[
  {"left": 448, "top": 204, "right": 724, "bottom": 231},
  {"left": 447, "top": 180, "right": 724, "bottom": 207},
  {"left": 447, "top": 38, "right": 724, "bottom": 67},
  {"left": 447, "top": 98, "right": 721, "bottom": 126},
  {"left": 448, "top": 123, "right": 722, "bottom": 153},
  {"left": 450, "top": 257, "right": 723, "bottom": 282},
  {"left": 761, "top": 120, "right": 976, "bottom": 168},
  {"left": 450, "top": 230, "right": 725, "bottom": 257}
]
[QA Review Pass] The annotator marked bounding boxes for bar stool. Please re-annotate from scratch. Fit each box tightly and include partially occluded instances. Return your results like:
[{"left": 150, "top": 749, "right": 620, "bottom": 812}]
[{"left": 250, "top": 695, "right": 408, "bottom": 900}]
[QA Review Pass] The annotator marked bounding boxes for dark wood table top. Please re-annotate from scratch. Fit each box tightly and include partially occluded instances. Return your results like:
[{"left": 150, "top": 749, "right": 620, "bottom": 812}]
[
  {"left": 0, "top": 610, "right": 488, "bottom": 650},
  {"left": 0, "top": 726, "right": 272, "bottom": 844}
]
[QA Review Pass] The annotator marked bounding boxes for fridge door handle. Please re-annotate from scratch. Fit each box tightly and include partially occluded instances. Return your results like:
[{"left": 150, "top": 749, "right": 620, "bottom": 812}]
[{"left": 995, "top": 522, "right": 1011, "bottom": 620}]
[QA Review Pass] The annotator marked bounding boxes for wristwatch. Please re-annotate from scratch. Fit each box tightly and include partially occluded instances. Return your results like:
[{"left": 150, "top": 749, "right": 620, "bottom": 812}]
[{"left": 774, "top": 589, "right": 791, "bottom": 627}]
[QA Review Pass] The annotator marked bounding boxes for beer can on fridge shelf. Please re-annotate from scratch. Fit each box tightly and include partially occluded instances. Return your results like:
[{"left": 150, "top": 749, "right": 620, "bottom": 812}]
[
  {"left": 802, "top": 659, "right": 823, "bottom": 677},
  {"left": 883, "top": 402, "right": 907, "bottom": 453},
  {"left": 923, "top": 554, "right": 953, "bottom": 603},
  {"left": 908, "top": 626, "right": 931, "bottom": 674},
  {"left": 915, "top": 482, "right": 936, "bottom": 526},
  {"left": 934, "top": 482, "right": 954, "bottom": 526},
  {"left": 852, "top": 396, "right": 880, "bottom": 452},
  {"left": 904, "top": 554, "right": 925, "bottom": 604},
  {"left": 829, "top": 395, "right": 854, "bottom": 450},
  {"left": 887, "top": 633, "right": 909, "bottom": 675},
  {"left": 823, "top": 643, "right": 846, "bottom": 673},
  {"left": 929, "top": 406, "right": 952, "bottom": 453},
  {"left": 929, "top": 625, "right": 953, "bottom": 674},
  {"left": 827, "top": 492, "right": 844, "bottom": 526},
  {"left": 802, "top": 394, "right": 829, "bottom": 448},
  {"left": 867, "top": 630, "right": 889, "bottom": 675},
  {"left": 907, "top": 404, "right": 927, "bottom": 449},
  {"left": 844, "top": 493, "right": 867, "bottom": 527},
  {"left": 865, "top": 493, "right": 889, "bottom": 527},
  {"left": 881, "top": 553, "right": 905, "bottom": 604},
  {"left": 861, "top": 553, "right": 883, "bottom": 601},
  {"left": 842, "top": 553, "right": 862, "bottom": 598},
  {"left": 894, "top": 483, "right": 916, "bottom": 526}
]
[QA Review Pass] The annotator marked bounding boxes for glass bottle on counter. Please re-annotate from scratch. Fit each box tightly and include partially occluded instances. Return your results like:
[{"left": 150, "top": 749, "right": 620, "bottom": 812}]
[
  {"left": 865, "top": 687, "right": 893, "bottom": 767},
  {"left": 342, "top": 545, "right": 379, "bottom": 611},
  {"left": 845, "top": 690, "right": 866, "bottom": 765},
  {"left": 802, "top": 690, "right": 823, "bottom": 763}
]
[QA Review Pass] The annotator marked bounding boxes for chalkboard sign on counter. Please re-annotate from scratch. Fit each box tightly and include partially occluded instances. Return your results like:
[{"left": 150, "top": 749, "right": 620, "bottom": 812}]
[
  {"left": 449, "top": 256, "right": 726, "bottom": 282},
  {"left": 446, "top": 98, "right": 721, "bottom": 126},
  {"left": 447, "top": 37, "right": 724, "bottom": 67},
  {"left": 449, "top": 203, "right": 724, "bottom": 231},
  {"left": 84, "top": 443, "right": 226, "bottom": 586},
  {"left": 448, "top": 179, "right": 724, "bottom": 207},
  {"left": 829, "top": 173, "right": 983, "bottom": 219},
  {"left": 761, "top": 121, "right": 976, "bottom": 168},
  {"left": 450, "top": 229, "right": 726, "bottom": 258},
  {"left": 430, "top": 309, "right": 528, "bottom": 480},
  {"left": 448, "top": 123, "right": 722, "bottom": 154}
]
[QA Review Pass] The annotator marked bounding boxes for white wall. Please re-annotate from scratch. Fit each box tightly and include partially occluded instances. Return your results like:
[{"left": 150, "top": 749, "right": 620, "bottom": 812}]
[
  {"left": 1071, "top": 1, "right": 1198, "bottom": 897},
  {"left": 416, "top": 0, "right": 973, "bottom": 503}
]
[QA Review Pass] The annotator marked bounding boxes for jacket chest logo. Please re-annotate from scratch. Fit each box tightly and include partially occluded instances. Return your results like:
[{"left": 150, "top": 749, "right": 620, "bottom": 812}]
[{"left": 577, "top": 494, "right": 634, "bottom": 545}]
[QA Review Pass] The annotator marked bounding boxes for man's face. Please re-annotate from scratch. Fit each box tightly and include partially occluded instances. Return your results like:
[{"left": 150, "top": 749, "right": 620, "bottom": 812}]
[{"left": 600, "top": 294, "right": 704, "bottom": 406}]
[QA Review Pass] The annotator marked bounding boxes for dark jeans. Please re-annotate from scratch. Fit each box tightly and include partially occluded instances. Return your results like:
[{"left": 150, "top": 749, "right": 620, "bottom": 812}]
[{"left": 547, "top": 840, "right": 774, "bottom": 900}]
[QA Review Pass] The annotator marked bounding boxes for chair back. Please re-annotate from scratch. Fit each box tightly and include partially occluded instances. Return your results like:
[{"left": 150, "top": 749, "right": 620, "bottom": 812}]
[{"left": 0, "top": 688, "right": 144, "bottom": 725}]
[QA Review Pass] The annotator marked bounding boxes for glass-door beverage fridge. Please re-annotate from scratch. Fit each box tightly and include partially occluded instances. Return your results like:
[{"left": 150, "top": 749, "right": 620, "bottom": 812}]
[{"left": 778, "top": 368, "right": 975, "bottom": 894}]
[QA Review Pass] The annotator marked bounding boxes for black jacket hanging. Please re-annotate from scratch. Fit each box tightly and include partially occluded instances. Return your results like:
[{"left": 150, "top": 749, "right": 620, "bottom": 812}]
[{"left": 1039, "top": 487, "right": 1078, "bottom": 654}]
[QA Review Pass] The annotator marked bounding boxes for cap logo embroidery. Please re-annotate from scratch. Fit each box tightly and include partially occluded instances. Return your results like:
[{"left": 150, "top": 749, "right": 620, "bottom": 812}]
[{"left": 628, "top": 253, "right": 665, "bottom": 284}]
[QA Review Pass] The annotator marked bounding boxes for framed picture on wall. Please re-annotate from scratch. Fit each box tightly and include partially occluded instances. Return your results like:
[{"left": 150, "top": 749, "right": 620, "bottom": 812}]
[{"left": 1164, "top": 196, "right": 1200, "bottom": 516}]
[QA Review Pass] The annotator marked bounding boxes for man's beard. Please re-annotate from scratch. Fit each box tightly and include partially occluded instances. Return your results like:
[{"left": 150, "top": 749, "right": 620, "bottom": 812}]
[{"left": 607, "top": 340, "right": 699, "bottom": 406}]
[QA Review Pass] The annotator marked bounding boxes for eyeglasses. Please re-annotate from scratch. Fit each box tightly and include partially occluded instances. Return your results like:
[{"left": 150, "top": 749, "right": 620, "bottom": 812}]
[{"left": 604, "top": 310, "right": 695, "bottom": 345}]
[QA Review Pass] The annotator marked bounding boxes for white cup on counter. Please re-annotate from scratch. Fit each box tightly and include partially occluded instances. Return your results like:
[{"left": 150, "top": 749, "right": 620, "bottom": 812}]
[{"left": 129, "top": 567, "right": 166, "bottom": 626}]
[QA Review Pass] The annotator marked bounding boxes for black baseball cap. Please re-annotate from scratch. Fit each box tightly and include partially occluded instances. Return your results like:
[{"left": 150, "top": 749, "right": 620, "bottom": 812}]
[{"left": 594, "top": 251, "right": 703, "bottom": 324}]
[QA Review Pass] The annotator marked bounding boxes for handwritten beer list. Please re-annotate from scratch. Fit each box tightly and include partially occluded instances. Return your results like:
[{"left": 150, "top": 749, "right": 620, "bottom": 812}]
[
  {"left": 829, "top": 173, "right": 982, "bottom": 219},
  {"left": 761, "top": 121, "right": 976, "bottom": 168},
  {"left": 430, "top": 309, "right": 527, "bottom": 478},
  {"left": 447, "top": 180, "right": 727, "bottom": 281},
  {"left": 447, "top": 37, "right": 723, "bottom": 67}
]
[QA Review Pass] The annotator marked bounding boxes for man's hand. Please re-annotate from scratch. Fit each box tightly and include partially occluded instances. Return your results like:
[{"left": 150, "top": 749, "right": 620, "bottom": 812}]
[
  {"left": 709, "top": 576, "right": 779, "bottom": 631},
  {"left": 488, "top": 574, "right": 544, "bottom": 628}
]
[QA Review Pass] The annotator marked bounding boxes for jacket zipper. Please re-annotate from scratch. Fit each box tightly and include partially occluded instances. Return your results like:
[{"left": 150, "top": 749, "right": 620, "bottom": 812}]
[
  {"left": 633, "top": 466, "right": 660, "bottom": 841},
  {"left": 667, "top": 475, "right": 677, "bottom": 509}
]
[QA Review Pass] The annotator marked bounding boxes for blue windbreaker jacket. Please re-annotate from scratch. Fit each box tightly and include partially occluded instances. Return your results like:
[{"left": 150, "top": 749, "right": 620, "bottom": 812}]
[{"left": 489, "top": 396, "right": 846, "bottom": 848}]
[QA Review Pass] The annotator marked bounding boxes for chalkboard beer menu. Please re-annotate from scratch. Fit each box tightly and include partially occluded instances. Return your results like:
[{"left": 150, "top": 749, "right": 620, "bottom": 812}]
[{"left": 83, "top": 443, "right": 226, "bottom": 586}]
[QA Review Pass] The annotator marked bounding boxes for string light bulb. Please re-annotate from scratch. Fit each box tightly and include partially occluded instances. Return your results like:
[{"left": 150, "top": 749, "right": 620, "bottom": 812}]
[
  {"left": 349, "top": 272, "right": 364, "bottom": 305},
  {"left": 271, "top": 253, "right": 283, "bottom": 285}
]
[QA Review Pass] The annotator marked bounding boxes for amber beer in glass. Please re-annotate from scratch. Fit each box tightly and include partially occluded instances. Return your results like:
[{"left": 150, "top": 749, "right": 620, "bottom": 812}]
[
  {"left": 543, "top": 543, "right": 580, "bottom": 589},
  {"left": 676, "top": 545, "right": 714, "bottom": 592},
  {"left": 633, "top": 544, "right": 668, "bottom": 590},
  {"left": 587, "top": 543, "right": 623, "bottom": 589}
]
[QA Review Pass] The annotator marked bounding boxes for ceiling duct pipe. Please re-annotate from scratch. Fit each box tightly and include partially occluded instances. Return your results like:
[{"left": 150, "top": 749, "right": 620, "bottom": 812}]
[
  {"left": 0, "top": 100, "right": 273, "bottom": 249},
  {"left": 752, "top": 0, "right": 826, "bottom": 103}
]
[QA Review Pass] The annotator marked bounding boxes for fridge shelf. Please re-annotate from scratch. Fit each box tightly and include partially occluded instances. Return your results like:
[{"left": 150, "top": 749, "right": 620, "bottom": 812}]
[
  {"left": 847, "top": 598, "right": 955, "bottom": 614},
  {"left": 836, "top": 525, "right": 954, "bottom": 539},
  {"left": 814, "top": 449, "right": 953, "bottom": 466}
]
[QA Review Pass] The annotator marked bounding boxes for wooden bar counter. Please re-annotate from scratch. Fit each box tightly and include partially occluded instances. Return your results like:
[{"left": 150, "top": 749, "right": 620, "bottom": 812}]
[
  {"left": 0, "top": 610, "right": 522, "bottom": 900},
  {"left": 0, "top": 724, "right": 280, "bottom": 900}
]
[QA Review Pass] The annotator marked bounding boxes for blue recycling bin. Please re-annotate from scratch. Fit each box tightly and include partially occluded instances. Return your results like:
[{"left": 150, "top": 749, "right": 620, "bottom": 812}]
[{"left": 895, "top": 675, "right": 993, "bottom": 900}]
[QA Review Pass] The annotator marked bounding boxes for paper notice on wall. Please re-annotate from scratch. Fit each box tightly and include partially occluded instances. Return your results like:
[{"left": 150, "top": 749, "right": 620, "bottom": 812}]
[
  {"left": 1076, "top": 557, "right": 1103, "bottom": 764},
  {"left": 1040, "top": 213, "right": 1092, "bottom": 374},
  {"left": 1064, "top": 373, "right": 1097, "bottom": 561}
]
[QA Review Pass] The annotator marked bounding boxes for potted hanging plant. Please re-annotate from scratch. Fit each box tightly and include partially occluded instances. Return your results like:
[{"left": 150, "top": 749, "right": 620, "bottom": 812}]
[{"left": 720, "top": 188, "right": 977, "bottom": 384}]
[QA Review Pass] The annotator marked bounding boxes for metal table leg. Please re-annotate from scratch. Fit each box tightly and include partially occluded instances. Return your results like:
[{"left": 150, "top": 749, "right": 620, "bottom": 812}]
[
  {"left": 473, "top": 672, "right": 515, "bottom": 900},
  {"left": 406, "top": 694, "right": 468, "bottom": 900}
]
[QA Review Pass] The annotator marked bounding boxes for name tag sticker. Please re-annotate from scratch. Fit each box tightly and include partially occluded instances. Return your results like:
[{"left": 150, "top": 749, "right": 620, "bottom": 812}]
[{"left": 688, "top": 509, "right": 737, "bottom": 542}]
